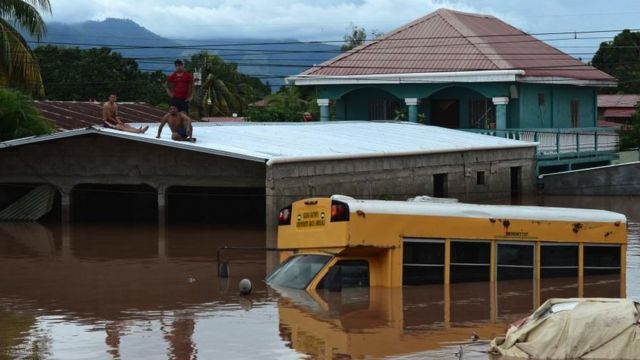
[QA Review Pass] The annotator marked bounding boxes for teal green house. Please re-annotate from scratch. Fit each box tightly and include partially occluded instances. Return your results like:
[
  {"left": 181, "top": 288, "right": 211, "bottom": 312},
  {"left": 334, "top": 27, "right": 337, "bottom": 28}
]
[{"left": 288, "top": 9, "right": 618, "bottom": 172}]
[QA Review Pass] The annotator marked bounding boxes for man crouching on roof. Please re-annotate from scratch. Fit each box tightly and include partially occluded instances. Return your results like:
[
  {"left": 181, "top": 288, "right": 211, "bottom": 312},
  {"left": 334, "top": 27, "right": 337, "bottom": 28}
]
[{"left": 156, "top": 102, "right": 196, "bottom": 143}]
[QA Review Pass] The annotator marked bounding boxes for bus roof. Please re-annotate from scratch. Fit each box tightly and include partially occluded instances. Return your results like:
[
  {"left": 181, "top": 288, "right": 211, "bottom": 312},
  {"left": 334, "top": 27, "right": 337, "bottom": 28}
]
[{"left": 333, "top": 195, "right": 627, "bottom": 224}]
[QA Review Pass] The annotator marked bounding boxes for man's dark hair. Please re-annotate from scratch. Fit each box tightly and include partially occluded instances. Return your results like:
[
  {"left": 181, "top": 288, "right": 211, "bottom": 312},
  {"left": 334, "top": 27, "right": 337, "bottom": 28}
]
[{"left": 174, "top": 59, "right": 183, "bottom": 66}]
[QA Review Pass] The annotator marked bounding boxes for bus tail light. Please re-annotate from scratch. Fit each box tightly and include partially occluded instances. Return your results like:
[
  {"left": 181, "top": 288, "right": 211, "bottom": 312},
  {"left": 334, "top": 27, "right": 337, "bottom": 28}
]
[
  {"left": 331, "top": 201, "right": 349, "bottom": 222},
  {"left": 278, "top": 205, "right": 292, "bottom": 225}
]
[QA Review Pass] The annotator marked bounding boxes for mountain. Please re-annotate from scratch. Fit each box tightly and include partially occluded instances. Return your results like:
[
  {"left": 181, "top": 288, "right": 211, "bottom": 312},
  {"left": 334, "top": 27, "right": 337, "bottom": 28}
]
[
  {"left": 23, "top": 18, "right": 340, "bottom": 90},
  {"left": 175, "top": 38, "right": 340, "bottom": 89}
]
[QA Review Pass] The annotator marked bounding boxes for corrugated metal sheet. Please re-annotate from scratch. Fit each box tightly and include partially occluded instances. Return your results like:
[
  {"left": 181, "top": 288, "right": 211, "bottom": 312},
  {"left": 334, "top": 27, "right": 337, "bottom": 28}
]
[
  {"left": 35, "top": 101, "right": 163, "bottom": 131},
  {"left": 598, "top": 95, "right": 640, "bottom": 108},
  {"left": 603, "top": 108, "right": 637, "bottom": 118},
  {"left": 0, "top": 185, "right": 55, "bottom": 221},
  {"left": 303, "top": 8, "right": 615, "bottom": 82},
  {"left": 0, "top": 122, "right": 535, "bottom": 164}
]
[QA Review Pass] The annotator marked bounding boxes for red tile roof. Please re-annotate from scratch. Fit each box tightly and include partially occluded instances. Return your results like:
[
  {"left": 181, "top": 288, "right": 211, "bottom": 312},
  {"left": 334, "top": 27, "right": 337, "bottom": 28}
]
[
  {"left": 35, "top": 101, "right": 163, "bottom": 131},
  {"left": 303, "top": 8, "right": 615, "bottom": 82},
  {"left": 597, "top": 94, "right": 640, "bottom": 108}
]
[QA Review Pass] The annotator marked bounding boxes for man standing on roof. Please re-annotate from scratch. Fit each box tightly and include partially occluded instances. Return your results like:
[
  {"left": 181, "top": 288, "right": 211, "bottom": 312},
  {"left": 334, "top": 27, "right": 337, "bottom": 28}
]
[
  {"left": 156, "top": 101, "right": 196, "bottom": 143},
  {"left": 165, "top": 59, "right": 194, "bottom": 115},
  {"left": 102, "top": 94, "right": 149, "bottom": 134}
]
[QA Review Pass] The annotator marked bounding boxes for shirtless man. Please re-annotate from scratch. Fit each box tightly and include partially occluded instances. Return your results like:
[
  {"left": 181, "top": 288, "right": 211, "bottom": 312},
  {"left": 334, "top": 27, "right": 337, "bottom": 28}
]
[
  {"left": 156, "top": 104, "right": 196, "bottom": 142},
  {"left": 102, "top": 94, "right": 149, "bottom": 134}
]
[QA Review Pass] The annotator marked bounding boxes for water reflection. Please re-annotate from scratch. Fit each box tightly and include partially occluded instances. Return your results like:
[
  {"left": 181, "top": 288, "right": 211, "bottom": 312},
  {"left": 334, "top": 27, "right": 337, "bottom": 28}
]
[
  {"left": 274, "top": 271, "right": 623, "bottom": 359},
  {"left": 0, "top": 223, "right": 276, "bottom": 359},
  {"left": 0, "top": 195, "right": 638, "bottom": 359}
]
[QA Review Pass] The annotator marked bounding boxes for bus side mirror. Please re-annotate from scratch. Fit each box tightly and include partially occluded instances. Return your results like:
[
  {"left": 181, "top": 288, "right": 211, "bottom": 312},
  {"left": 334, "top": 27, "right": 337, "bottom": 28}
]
[{"left": 327, "top": 265, "right": 342, "bottom": 292}]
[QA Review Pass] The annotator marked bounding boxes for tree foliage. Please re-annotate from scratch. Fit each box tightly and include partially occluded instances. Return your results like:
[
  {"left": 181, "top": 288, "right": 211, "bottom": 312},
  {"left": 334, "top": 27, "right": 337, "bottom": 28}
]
[
  {"left": 246, "top": 86, "right": 319, "bottom": 122},
  {"left": 0, "top": 0, "right": 51, "bottom": 96},
  {"left": 0, "top": 88, "right": 52, "bottom": 140},
  {"left": 618, "top": 105, "right": 640, "bottom": 150},
  {"left": 340, "top": 25, "right": 384, "bottom": 52},
  {"left": 185, "top": 51, "right": 270, "bottom": 117},
  {"left": 33, "top": 45, "right": 166, "bottom": 104},
  {"left": 591, "top": 30, "right": 640, "bottom": 94}
]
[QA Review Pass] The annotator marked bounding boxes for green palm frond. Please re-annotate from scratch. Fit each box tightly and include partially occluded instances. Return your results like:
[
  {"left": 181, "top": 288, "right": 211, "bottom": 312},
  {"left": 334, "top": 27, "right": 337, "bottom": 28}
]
[
  {"left": 0, "top": 18, "right": 44, "bottom": 95},
  {"left": 0, "top": 0, "right": 51, "bottom": 40},
  {"left": 0, "top": 0, "right": 50, "bottom": 96}
]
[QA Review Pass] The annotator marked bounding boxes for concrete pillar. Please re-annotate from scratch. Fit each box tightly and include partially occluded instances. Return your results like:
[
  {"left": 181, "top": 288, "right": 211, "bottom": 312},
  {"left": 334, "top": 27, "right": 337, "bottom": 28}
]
[
  {"left": 492, "top": 97, "right": 509, "bottom": 130},
  {"left": 405, "top": 98, "right": 419, "bottom": 123},
  {"left": 60, "top": 190, "right": 72, "bottom": 258},
  {"left": 317, "top": 99, "right": 330, "bottom": 122},
  {"left": 157, "top": 185, "right": 167, "bottom": 259}
]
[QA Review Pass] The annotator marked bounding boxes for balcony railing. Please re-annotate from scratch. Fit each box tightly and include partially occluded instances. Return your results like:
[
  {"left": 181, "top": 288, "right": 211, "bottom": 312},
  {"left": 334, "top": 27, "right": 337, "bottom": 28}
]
[{"left": 463, "top": 127, "right": 619, "bottom": 159}]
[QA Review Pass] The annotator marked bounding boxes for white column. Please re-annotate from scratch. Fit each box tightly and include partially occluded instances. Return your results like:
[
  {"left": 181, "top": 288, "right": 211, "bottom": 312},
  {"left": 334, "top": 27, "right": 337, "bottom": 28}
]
[
  {"left": 492, "top": 97, "right": 509, "bottom": 130},
  {"left": 317, "top": 99, "right": 330, "bottom": 122},
  {"left": 405, "top": 98, "right": 419, "bottom": 123}
]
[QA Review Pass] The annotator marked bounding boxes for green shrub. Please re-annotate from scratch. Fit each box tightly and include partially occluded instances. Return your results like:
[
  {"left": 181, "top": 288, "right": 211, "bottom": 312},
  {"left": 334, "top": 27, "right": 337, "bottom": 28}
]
[{"left": 0, "top": 88, "right": 52, "bottom": 141}]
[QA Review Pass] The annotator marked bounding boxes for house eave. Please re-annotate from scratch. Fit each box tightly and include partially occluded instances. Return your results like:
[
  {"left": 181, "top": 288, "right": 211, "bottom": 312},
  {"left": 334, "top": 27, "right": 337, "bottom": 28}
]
[
  {"left": 287, "top": 70, "right": 525, "bottom": 86},
  {"left": 518, "top": 76, "right": 618, "bottom": 87}
]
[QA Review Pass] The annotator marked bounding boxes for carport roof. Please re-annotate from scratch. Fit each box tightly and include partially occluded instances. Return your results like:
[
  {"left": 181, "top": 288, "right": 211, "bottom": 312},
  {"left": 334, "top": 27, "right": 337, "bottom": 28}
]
[{"left": 0, "top": 121, "right": 535, "bottom": 164}]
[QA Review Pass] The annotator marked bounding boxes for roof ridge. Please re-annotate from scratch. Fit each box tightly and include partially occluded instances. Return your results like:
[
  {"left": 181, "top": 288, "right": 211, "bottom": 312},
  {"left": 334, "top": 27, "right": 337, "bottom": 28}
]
[
  {"left": 301, "top": 10, "right": 444, "bottom": 76},
  {"left": 437, "top": 9, "right": 510, "bottom": 70}
]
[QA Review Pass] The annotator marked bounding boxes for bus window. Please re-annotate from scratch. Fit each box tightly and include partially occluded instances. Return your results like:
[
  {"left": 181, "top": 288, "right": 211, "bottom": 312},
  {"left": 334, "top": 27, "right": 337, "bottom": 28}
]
[
  {"left": 266, "top": 254, "right": 331, "bottom": 289},
  {"left": 584, "top": 244, "right": 622, "bottom": 297},
  {"left": 403, "top": 239, "right": 445, "bottom": 285},
  {"left": 541, "top": 244, "right": 578, "bottom": 278},
  {"left": 496, "top": 243, "right": 535, "bottom": 318},
  {"left": 584, "top": 245, "right": 621, "bottom": 275},
  {"left": 497, "top": 243, "right": 534, "bottom": 280},
  {"left": 317, "top": 260, "right": 369, "bottom": 289},
  {"left": 450, "top": 241, "right": 490, "bottom": 283}
]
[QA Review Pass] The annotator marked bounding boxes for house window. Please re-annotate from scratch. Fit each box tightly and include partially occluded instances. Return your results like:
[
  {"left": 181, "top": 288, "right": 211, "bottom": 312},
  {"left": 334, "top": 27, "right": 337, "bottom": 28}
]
[
  {"left": 476, "top": 171, "right": 485, "bottom": 185},
  {"left": 570, "top": 100, "right": 579, "bottom": 127},
  {"left": 468, "top": 99, "right": 495, "bottom": 129},
  {"left": 433, "top": 173, "right": 448, "bottom": 198}
]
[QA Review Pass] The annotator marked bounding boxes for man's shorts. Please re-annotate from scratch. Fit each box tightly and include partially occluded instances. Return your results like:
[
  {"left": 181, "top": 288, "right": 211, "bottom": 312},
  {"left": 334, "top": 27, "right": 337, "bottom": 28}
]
[
  {"left": 177, "top": 127, "right": 188, "bottom": 138},
  {"left": 172, "top": 97, "right": 189, "bottom": 113}
]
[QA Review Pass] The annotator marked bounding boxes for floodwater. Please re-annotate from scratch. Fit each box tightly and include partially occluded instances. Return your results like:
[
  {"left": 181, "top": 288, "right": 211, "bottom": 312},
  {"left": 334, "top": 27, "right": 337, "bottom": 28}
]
[{"left": 0, "top": 196, "right": 638, "bottom": 360}]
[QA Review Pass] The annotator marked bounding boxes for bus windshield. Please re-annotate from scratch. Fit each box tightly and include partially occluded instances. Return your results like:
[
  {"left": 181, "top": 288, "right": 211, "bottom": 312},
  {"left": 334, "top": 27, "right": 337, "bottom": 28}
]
[{"left": 266, "top": 254, "right": 331, "bottom": 289}]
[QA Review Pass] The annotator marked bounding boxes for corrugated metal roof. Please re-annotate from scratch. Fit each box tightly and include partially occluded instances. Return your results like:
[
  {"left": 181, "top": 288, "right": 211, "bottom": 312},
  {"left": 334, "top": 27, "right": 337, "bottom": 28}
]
[
  {"left": 598, "top": 94, "right": 640, "bottom": 108},
  {"left": 35, "top": 101, "right": 163, "bottom": 131},
  {"left": 598, "top": 119, "right": 624, "bottom": 128},
  {"left": 603, "top": 108, "right": 637, "bottom": 118},
  {"left": 302, "top": 8, "right": 615, "bottom": 82},
  {"left": 0, "top": 121, "right": 535, "bottom": 164}
]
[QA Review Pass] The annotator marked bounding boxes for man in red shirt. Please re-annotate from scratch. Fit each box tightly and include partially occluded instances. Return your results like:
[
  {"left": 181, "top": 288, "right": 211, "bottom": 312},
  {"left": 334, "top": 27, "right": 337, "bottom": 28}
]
[{"left": 165, "top": 59, "right": 194, "bottom": 114}]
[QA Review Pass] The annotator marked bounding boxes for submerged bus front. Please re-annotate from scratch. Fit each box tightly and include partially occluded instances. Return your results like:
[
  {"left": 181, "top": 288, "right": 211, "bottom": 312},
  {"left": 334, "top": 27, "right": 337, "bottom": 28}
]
[{"left": 267, "top": 195, "right": 627, "bottom": 295}]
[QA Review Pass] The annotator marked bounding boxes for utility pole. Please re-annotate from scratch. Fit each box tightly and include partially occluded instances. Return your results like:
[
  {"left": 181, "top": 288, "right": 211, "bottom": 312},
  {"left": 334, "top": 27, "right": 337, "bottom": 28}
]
[{"left": 193, "top": 66, "right": 203, "bottom": 120}]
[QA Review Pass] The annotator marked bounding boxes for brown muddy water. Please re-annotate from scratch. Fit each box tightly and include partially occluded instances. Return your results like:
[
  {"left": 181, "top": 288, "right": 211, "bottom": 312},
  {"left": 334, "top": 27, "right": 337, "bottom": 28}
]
[{"left": 0, "top": 196, "right": 638, "bottom": 359}]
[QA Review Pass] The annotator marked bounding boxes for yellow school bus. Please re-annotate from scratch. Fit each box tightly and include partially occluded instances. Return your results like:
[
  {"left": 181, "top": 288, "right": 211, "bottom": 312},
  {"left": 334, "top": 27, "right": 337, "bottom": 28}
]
[{"left": 267, "top": 195, "right": 627, "bottom": 297}]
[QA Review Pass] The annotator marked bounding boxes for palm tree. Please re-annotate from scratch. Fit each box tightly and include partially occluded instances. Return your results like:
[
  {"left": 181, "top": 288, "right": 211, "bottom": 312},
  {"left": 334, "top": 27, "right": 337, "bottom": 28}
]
[{"left": 0, "top": 0, "right": 51, "bottom": 96}]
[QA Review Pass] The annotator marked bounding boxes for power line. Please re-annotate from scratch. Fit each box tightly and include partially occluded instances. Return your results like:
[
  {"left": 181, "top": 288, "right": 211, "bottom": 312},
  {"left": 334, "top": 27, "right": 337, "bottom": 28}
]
[{"left": 13, "top": 27, "right": 640, "bottom": 48}]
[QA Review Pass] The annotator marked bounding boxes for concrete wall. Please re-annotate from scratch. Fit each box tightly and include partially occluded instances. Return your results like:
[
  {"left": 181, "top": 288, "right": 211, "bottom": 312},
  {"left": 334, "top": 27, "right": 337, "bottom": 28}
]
[
  {"left": 518, "top": 84, "right": 597, "bottom": 128},
  {"left": 0, "top": 134, "right": 266, "bottom": 219},
  {"left": 265, "top": 146, "right": 537, "bottom": 248},
  {"left": 319, "top": 82, "right": 599, "bottom": 129},
  {"left": 541, "top": 161, "right": 640, "bottom": 195}
]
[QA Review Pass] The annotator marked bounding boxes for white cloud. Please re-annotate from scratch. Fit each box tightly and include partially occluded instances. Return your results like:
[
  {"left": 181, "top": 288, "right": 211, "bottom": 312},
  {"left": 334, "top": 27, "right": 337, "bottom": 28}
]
[{"left": 46, "top": 0, "right": 639, "bottom": 44}]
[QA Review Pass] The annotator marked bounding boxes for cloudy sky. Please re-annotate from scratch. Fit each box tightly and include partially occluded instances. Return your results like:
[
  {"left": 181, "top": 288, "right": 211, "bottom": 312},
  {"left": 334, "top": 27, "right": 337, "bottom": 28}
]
[{"left": 45, "top": 0, "right": 639, "bottom": 56}]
